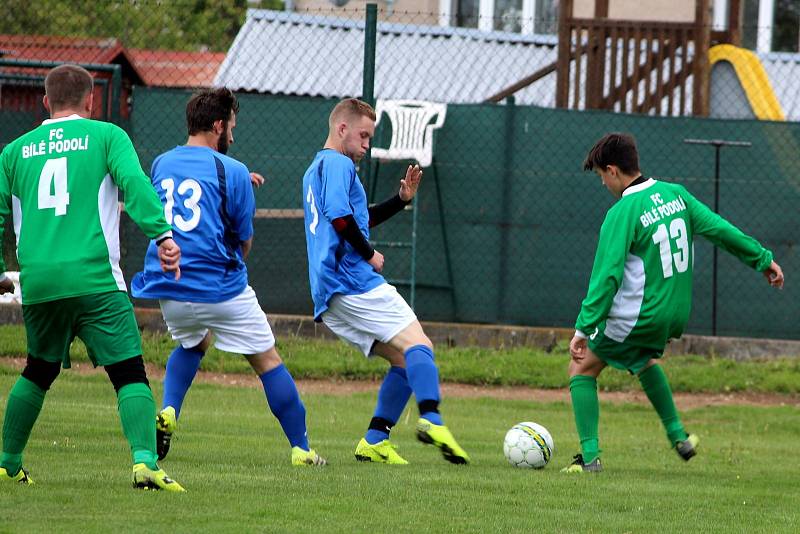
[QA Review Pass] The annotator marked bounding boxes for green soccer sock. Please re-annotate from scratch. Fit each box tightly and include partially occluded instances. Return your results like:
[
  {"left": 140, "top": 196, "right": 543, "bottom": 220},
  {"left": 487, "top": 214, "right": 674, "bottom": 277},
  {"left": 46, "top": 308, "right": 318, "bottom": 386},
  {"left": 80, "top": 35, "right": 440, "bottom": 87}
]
[
  {"left": 116, "top": 383, "right": 158, "bottom": 470},
  {"left": 569, "top": 375, "right": 601, "bottom": 463},
  {"left": 638, "top": 364, "right": 688, "bottom": 445},
  {"left": 2, "top": 377, "right": 46, "bottom": 476}
]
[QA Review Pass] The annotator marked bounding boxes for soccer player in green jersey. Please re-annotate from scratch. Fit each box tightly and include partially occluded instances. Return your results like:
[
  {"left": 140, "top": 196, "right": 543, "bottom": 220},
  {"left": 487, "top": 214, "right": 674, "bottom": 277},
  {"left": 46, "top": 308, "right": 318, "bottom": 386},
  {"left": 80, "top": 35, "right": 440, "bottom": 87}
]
[
  {"left": 0, "top": 64, "right": 185, "bottom": 491},
  {"left": 563, "top": 133, "right": 784, "bottom": 473}
]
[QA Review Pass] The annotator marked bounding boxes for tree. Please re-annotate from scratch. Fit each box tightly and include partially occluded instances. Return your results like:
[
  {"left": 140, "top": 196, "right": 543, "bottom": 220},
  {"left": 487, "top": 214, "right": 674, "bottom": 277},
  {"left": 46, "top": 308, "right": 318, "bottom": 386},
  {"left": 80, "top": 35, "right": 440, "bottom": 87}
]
[{"left": 0, "top": 0, "right": 284, "bottom": 52}]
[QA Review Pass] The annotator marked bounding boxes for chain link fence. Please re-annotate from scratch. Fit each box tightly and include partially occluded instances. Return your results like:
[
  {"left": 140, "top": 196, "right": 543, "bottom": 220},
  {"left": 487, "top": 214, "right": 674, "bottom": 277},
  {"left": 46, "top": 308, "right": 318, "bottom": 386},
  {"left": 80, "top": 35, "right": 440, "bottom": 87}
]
[{"left": 1, "top": 1, "right": 798, "bottom": 339}]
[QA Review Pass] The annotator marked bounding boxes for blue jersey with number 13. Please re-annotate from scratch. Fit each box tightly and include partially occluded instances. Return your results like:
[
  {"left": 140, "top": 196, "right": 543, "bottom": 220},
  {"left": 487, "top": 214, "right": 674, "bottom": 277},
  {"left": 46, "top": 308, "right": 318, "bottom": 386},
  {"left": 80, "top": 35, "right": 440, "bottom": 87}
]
[{"left": 131, "top": 145, "right": 254, "bottom": 303}]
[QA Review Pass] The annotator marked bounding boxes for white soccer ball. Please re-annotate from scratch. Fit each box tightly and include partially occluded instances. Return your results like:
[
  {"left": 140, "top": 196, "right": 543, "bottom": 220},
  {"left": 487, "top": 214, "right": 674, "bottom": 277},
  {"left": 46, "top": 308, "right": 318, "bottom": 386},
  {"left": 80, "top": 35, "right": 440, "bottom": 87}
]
[{"left": 503, "top": 422, "right": 554, "bottom": 469}]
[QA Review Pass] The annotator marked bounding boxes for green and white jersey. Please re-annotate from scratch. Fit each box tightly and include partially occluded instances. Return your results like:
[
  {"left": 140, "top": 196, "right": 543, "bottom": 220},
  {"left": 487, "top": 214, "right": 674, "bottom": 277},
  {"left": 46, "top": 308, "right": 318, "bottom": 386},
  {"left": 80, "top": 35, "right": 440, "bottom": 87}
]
[
  {"left": 0, "top": 115, "right": 171, "bottom": 304},
  {"left": 576, "top": 178, "right": 773, "bottom": 349}
]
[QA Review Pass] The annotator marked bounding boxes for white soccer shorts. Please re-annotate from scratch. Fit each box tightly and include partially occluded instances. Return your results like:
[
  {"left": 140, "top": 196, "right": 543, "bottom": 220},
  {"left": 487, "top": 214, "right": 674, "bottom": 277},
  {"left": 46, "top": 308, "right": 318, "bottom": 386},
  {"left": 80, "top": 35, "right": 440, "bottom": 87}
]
[
  {"left": 322, "top": 283, "right": 417, "bottom": 357},
  {"left": 159, "top": 285, "right": 275, "bottom": 355}
]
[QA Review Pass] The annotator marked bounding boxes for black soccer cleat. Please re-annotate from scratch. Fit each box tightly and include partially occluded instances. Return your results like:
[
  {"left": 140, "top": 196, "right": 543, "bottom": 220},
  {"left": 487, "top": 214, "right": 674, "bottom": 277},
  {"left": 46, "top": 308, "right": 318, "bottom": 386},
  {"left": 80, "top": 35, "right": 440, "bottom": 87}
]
[{"left": 561, "top": 453, "right": 603, "bottom": 473}]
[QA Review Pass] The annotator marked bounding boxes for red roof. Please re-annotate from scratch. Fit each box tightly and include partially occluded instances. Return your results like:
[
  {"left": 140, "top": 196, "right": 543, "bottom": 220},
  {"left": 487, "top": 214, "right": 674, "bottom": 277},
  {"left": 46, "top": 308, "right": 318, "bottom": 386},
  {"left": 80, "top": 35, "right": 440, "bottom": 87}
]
[
  {"left": 128, "top": 49, "right": 225, "bottom": 87},
  {"left": 0, "top": 34, "right": 127, "bottom": 64},
  {"left": 0, "top": 35, "right": 223, "bottom": 87},
  {"left": 0, "top": 34, "right": 144, "bottom": 84}
]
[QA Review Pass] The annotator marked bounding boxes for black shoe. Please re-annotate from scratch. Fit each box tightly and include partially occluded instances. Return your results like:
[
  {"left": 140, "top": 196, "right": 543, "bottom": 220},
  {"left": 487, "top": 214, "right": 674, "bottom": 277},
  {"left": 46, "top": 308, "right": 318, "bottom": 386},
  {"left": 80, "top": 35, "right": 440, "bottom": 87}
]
[{"left": 561, "top": 453, "right": 602, "bottom": 473}]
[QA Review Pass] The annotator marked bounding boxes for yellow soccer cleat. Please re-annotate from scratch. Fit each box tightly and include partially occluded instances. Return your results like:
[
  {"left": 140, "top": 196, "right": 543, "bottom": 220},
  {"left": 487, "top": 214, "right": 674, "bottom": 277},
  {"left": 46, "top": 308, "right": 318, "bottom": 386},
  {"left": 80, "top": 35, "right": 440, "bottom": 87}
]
[
  {"left": 354, "top": 438, "right": 409, "bottom": 465},
  {"left": 416, "top": 418, "right": 470, "bottom": 465},
  {"left": 291, "top": 447, "right": 327, "bottom": 466},
  {"left": 0, "top": 466, "right": 34, "bottom": 485},
  {"left": 676, "top": 433, "right": 699, "bottom": 461},
  {"left": 132, "top": 463, "right": 185, "bottom": 492},
  {"left": 561, "top": 453, "right": 603, "bottom": 473},
  {"left": 156, "top": 406, "right": 177, "bottom": 461}
]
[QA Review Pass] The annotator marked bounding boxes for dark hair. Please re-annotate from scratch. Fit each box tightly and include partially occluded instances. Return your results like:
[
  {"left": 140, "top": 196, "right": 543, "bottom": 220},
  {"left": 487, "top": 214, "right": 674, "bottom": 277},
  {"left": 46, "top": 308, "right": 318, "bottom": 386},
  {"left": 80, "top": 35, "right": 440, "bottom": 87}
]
[
  {"left": 44, "top": 64, "right": 93, "bottom": 111},
  {"left": 186, "top": 88, "right": 239, "bottom": 135},
  {"left": 583, "top": 132, "right": 641, "bottom": 175}
]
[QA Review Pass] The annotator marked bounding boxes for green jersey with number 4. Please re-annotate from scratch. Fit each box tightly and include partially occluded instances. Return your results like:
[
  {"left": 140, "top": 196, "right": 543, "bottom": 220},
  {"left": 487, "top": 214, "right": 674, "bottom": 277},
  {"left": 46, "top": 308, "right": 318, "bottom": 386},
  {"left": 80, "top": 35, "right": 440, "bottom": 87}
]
[
  {"left": 0, "top": 115, "right": 171, "bottom": 304},
  {"left": 575, "top": 178, "right": 773, "bottom": 349}
]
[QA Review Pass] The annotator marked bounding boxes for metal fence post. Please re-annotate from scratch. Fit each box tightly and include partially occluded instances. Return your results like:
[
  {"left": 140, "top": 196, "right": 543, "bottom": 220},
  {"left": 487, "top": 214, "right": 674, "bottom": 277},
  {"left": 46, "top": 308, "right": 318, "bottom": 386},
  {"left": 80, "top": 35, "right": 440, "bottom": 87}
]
[
  {"left": 683, "top": 138, "right": 752, "bottom": 336},
  {"left": 110, "top": 64, "right": 122, "bottom": 126},
  {"left": 361, "top": 3, "right": 378, "bottom": 184}
]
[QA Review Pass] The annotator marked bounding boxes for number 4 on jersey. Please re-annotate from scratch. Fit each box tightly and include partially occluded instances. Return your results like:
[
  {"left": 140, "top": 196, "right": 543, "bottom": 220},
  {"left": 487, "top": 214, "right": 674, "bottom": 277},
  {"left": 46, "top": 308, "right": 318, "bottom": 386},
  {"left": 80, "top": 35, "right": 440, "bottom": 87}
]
[{"left": 38, "top": 157, "right": 70, "bottom": 216}]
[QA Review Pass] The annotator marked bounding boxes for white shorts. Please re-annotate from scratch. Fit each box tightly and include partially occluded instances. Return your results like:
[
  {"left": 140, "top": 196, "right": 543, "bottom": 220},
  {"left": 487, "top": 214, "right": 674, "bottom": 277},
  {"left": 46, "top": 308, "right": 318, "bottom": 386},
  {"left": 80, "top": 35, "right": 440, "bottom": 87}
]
[
  {"left": 322, "top": 283, "right": 417, "bottom": 357},
  {"left": 159, "top": 285, "right": 275, "bottom": 355}
]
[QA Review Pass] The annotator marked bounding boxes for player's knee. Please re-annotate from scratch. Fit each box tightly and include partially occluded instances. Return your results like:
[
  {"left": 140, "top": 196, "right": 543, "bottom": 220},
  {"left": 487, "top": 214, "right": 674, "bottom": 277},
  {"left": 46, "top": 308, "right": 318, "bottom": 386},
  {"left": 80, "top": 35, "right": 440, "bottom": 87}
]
[
  {"left": 105, "top": 355, "right": 149, "bottom": 393},
  {"left": 247, "top": 346, "right": 282, "bottom": 375},
  {"left": 21, "top": 355, "right": 61, "bottom": 391},
  {"left": 417, "top": 335, "right": 433, "bottom": 350}
]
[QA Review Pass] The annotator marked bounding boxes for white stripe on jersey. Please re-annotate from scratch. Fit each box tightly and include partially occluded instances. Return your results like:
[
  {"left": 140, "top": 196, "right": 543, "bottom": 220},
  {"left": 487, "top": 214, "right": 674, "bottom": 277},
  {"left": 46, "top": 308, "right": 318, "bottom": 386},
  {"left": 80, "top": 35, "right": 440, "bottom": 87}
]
[
  {"left": 604, "top": 253, "right": 645, "bottom": 342},
  {"left": 98, "top": 174, "right": 126, "bottom": 291},
  {"left": 11, "top": 195, "right": 21, "bottom": 246}
]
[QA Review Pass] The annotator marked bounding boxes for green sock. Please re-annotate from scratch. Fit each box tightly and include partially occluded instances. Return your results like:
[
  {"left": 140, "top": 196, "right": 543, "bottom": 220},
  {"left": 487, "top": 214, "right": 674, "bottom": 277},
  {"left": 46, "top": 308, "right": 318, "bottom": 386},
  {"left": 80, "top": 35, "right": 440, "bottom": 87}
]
[
  {"left": 2, "top": 377, "right": 46, "bottom": 475},
  {"left": 116, "top": 383, "right": 158, "bottom": 470},
  {"left": 569, "top": 375, "right": 600, "bottom": 463},
  {"left": 638, "top": 364, "right": 688, "bottom": 445}
]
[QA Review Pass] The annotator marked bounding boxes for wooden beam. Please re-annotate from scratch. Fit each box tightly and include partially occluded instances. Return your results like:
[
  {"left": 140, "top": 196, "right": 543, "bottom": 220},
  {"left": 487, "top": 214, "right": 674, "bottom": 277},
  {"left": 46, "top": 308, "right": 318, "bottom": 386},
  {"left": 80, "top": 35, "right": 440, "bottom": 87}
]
[
  {"left": 594, "top": 0, "right": 609, "bottom": 18},
  {"left": 555, "top": 0, "right": 574, "bottom": 108},
  {"left": 254, "top": 209, "right": 304, "bottom": 219},
  {"left": 692, "top": 0, "right": 711, "bottom": 116},
  {"left": 485, "top": 61, "right": 558, "bottom": 103},
  {"left": 728, "top": 0, "right": 743, "bottom": 46}
]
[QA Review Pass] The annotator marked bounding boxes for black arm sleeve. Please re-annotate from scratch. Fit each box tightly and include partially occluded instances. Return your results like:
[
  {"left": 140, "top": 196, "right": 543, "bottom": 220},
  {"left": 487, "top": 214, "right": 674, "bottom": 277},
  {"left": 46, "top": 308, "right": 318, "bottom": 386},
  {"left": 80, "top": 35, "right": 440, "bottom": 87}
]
[
  {"left": 368, "top": 194, "right": 411, "bottom": 228},
  {"left": 333, "top": 214, "right": 375, "bottom": 260}
]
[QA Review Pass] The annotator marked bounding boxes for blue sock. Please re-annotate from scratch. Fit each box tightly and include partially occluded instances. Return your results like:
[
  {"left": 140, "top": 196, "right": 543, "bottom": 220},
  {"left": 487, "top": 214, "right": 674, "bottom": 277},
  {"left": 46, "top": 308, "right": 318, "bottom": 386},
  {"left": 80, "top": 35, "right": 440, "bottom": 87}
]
[
  {"left": 405, "top": 345, "right": 443, "bottom": 425},
  {"left": 365, "top": 366, "right": 412, "bottom": 445},
  {"left": 259, "top": 364, "right": 309, "bottom": 450},
  {"left": 162, "top": 345, "right": 204, "bottom": 418}
]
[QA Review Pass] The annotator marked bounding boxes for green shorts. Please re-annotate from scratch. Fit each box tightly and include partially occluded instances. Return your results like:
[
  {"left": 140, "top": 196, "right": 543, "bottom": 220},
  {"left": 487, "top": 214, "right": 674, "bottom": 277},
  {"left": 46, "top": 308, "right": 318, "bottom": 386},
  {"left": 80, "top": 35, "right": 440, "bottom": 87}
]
[
  {"left": 588, "top": 329, "right": 663, "bottom": 375},
  {"left": 22, "top": 291, "right": 142, "bottom": 369}
]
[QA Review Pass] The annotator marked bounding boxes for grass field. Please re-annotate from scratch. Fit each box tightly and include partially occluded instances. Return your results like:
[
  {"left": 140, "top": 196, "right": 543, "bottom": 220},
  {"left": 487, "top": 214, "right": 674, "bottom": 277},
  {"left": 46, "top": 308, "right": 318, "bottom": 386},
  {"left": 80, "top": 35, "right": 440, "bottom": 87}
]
[
  {"left": 1, "top": 359, "right": 799, "bottom": 533},
  {"left": 2, "top": 324, "right": 800, "bottom": 394}
]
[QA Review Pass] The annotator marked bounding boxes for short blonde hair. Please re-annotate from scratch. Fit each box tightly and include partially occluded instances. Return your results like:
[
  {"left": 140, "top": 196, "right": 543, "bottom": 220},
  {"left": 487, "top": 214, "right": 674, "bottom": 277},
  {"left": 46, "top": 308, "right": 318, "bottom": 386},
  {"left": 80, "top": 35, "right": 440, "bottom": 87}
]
[{"left": 329, "top": 98, "right": 376, "bottom": 129}]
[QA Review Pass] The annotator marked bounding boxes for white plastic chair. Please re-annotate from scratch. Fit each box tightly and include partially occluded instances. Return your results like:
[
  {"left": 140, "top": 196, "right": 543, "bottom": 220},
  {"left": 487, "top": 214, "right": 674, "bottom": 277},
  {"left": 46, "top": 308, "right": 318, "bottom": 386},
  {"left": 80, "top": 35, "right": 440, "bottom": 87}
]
[
  {"left": 371, "top": 100, "right": 447, "bottom": 168},
  {"left": 367, "top": 100, "right": 455, "bottom": 314}
]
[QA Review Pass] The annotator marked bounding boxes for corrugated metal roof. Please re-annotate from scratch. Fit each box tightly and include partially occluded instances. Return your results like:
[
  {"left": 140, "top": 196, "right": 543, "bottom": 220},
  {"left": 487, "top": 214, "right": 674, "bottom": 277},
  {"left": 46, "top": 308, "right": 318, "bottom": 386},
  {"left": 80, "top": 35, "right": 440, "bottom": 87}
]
[
  {"left": 216, "top": 9, "right": 800, "bottom": 119},
  {"left": 215, "top": 9, "right": 559, "bottom": 105},
  {"left": 759, "top": 52, "right": 800, "bottom": 121}
]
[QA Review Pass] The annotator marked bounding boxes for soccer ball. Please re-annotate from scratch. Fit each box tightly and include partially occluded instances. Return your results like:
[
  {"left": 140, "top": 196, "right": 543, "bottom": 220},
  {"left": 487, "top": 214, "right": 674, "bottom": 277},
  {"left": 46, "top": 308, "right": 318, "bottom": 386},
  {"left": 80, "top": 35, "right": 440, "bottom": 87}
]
[{"left": 503, "top": 422, "right": 554, "bottom": 469}]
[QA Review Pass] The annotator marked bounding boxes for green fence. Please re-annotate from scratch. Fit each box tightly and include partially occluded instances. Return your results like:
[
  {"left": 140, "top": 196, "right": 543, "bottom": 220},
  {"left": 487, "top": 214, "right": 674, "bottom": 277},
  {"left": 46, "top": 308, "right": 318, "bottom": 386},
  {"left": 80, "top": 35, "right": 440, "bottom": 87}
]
[
  {"left": 1, "top": 2, "right": 798, "bottom": 340},
  {"left": 121, "top": 87, "right": 799, "bottom": 339}
]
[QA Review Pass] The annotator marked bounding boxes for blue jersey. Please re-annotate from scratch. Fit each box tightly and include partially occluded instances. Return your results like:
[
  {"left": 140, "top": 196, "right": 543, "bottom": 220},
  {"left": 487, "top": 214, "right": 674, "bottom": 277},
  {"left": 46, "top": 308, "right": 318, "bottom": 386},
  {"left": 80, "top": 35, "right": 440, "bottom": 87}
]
[
  {"left": 131, "top": 145, "right": 255, "bottom": 303},
  {"left": 302, "top": 149, "right": 384, "bottom": 319}
]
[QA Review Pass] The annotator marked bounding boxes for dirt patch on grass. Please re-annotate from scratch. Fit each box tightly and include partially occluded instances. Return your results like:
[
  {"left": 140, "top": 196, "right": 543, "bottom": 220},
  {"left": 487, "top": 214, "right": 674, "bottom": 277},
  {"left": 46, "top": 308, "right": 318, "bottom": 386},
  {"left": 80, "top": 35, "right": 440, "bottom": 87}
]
[{"left": 2, "top": 357, "right": 797, "bottom": 408}]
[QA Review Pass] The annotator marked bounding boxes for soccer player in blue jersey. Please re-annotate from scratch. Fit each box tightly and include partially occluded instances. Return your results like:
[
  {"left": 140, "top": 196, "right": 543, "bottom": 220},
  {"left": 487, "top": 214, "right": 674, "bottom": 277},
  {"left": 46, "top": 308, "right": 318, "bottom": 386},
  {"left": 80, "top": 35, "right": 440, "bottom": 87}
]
[
  {"left": 302, "top": 98, "right": 469, "bottom": 465},
  {"left": 132, "top": 88, "right": 326, "bottom": 466}
]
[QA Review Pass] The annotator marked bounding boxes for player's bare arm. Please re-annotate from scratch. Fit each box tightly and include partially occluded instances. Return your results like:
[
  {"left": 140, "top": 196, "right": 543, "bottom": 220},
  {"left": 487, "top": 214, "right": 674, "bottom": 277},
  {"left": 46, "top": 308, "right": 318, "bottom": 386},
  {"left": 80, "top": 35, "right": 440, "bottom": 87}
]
[
  {"left": 0, "top": 275, "right": 14, "bottom": 295},
  {"left": 398, "top": 164, "right": 422, "bottom": 201},
  {"left": 763, "top": 260, "right": 784, "bottom": 289},
  {"left": 158, "top": 237, "right": 181, "bottom": 281},
  {"left": 250, "top": 172, "right": 265, "bottom": 188},
  {"left": 241, "top": 238, "right": 253, "bottom": 260}
]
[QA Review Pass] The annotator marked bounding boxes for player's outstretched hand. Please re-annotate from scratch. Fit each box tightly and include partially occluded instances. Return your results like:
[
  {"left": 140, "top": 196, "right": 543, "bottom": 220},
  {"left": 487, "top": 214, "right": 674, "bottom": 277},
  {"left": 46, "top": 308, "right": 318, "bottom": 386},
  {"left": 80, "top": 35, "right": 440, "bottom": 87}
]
[
  {"left": 0, "top": 276, "right": 14, "bottom": 295},
  {"left": 399, "top": 164, "right": 422, "bottom": 202},
  {"left": 368, "top": 250, "right": 384, "bottom": 273},
  {"left": 250, "top": 172, "right": 265, "bottom": 188},
  {"left": 763, "top": 260, "right": 784, "bottom": 289},
  {"left": 569, "top": 335, "right": 587, "bottom": 363},
  {"left": 158, "top": 238, "right": 182, "bottom": 281}
]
